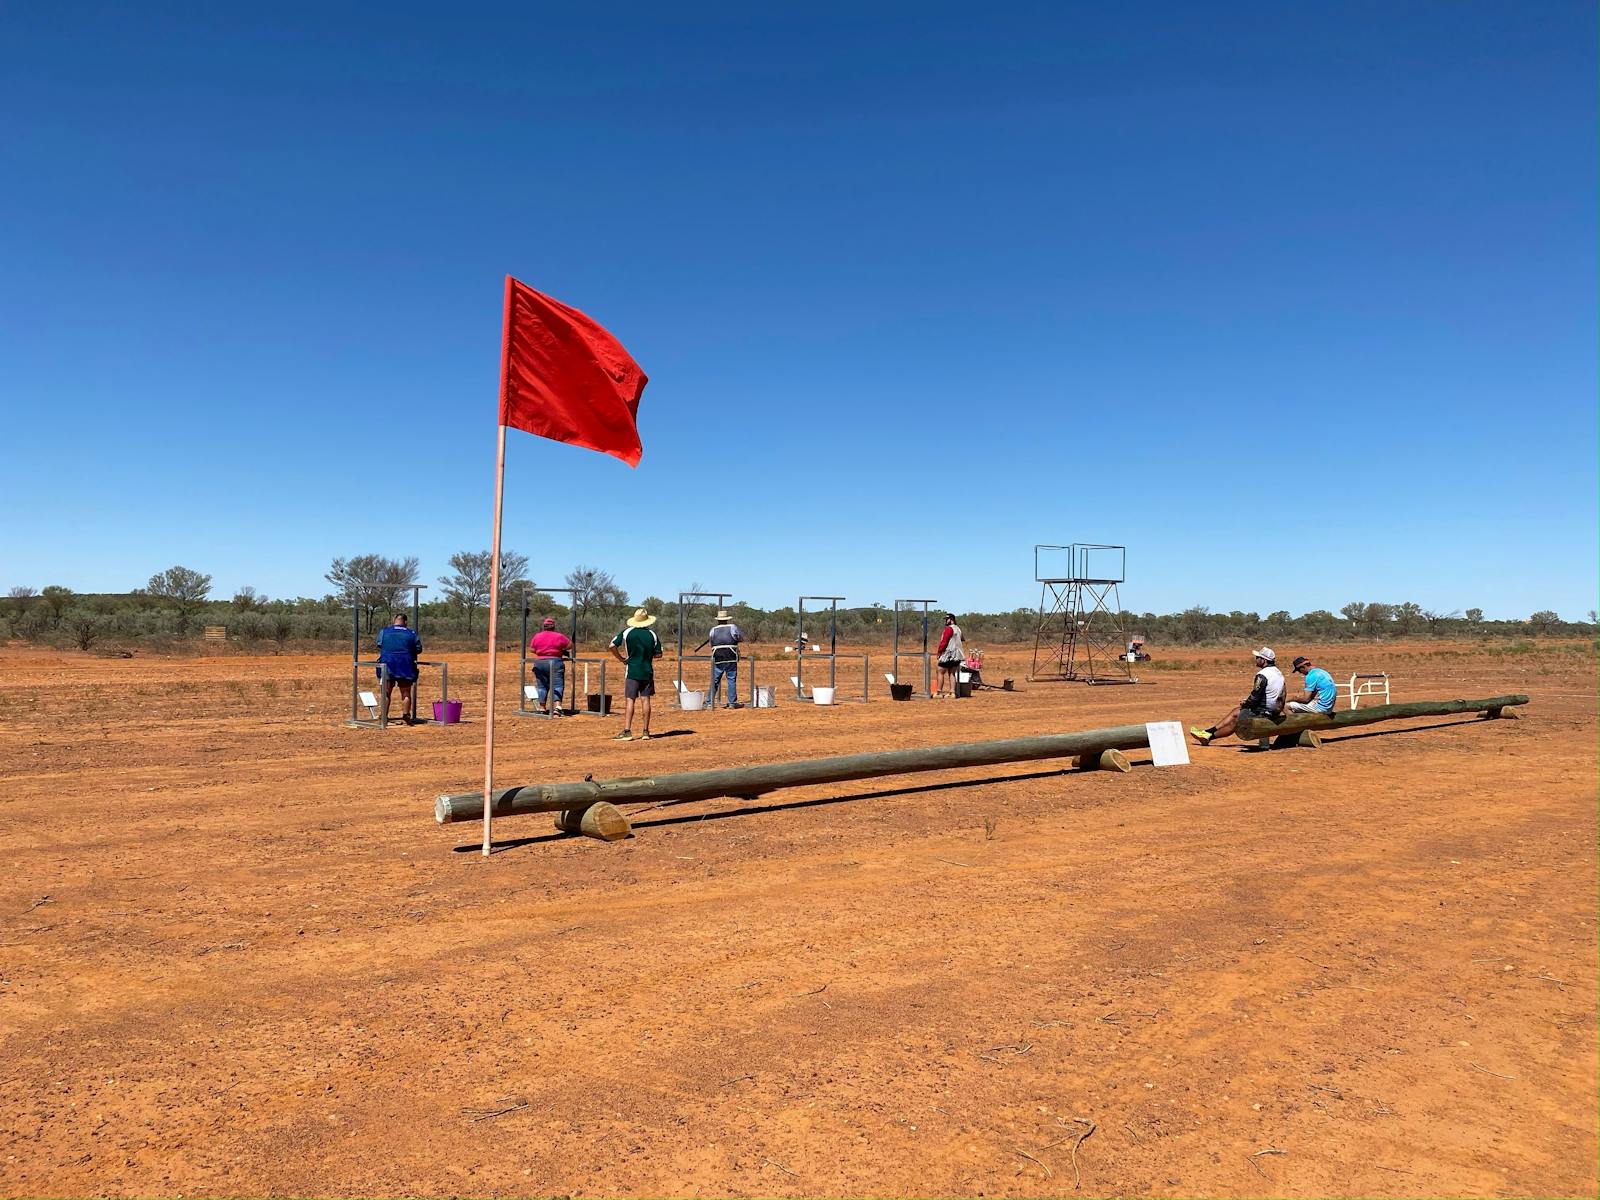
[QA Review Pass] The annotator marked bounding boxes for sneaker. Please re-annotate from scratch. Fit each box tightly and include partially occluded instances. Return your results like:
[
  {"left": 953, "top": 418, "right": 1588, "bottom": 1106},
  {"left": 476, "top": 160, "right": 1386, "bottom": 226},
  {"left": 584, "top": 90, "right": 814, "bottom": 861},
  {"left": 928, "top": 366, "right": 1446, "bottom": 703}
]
[
  {"left": 639, "top": 731, "right": 652, "bottom": 740},
  {"left": 729, "top": 702, "right": 744, "bottom": 709},
  {"left": 613, "top": 730, "right": 634, "bottom": 741},
  {"left": 1189, "top": 727, "right": 1213, "bottom": 745}
]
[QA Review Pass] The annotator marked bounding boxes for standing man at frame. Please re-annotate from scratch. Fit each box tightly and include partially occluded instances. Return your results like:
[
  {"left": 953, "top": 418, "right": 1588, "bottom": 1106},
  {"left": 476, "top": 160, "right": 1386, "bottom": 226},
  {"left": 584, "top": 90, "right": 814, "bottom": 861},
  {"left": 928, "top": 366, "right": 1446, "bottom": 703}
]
[
  {"left": 609, "top": 607, "right": 662, "bottom": 741},
  {"left": 376, "top": 612, "right": 422, "bottom": 726},
  {"left": 696, "top": 609, "right": 746, "bottom": 709}
]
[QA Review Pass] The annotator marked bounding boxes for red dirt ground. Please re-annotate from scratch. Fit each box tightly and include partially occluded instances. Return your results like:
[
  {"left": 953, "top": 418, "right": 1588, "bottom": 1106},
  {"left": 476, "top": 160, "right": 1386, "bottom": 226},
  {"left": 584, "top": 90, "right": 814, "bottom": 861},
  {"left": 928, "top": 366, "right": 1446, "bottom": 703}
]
[{"left": 0, "top": 639, "right": 1594, "bottom": 1197}]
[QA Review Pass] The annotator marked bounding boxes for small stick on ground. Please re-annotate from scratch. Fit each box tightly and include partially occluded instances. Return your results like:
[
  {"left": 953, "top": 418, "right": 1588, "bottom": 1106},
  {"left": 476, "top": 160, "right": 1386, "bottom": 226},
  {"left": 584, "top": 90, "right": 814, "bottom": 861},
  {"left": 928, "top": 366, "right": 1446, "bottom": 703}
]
[
  {"left": 1122, "top": 1121, "right": 1142, "bottom": 1144},
  {"left": 1538, "top": 973, "right": 1568, "bottom": 985},
  {"left": 1248, "top": 1148, "right": 1285, "bottom": 1177},
  {"left": 461, "top": 1097, "right": 528, "bottom": 1122},
  {"left": 18, "top": 896, "right": 51, "bottom": 915},
  {"left": 1468, "top": 1062, "right": 1515, "bottom": 1080},
  {"left": 937, "top": 858, "right": 975, "bottom": 868},
  {"left": 725, "top": 1073, "right": 755, "bottom": 1086},
  {"left": 762, "top": 1157, "right": 798, "bottom": 1178},
  {"left": 1015, "top": 1149, "right": 1052, "bottom": 1180},
  {"left": 797, "top": 983, "right": 829, "bottom": 997},
  {"left": 1037, "top": 1117, "right": 1097, "bottom": 1189},
  {"left": 1295, "top": 954, "right": 1333, "bottom": 969}
]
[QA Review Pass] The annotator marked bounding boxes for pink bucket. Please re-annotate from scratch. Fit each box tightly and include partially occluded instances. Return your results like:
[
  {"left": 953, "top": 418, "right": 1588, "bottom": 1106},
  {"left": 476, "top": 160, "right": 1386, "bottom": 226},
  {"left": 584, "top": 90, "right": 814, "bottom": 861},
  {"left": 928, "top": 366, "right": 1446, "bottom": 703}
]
[{"left": 433, "top": 699, "right": 463, "bottom": 724}]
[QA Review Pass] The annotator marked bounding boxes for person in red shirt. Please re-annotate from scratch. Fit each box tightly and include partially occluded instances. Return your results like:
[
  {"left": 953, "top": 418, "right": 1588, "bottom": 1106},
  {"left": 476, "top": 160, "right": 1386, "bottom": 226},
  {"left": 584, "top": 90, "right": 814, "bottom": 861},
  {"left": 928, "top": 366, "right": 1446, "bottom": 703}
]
[
  {"left": 529, "top": 616, "right": 573, "bottom": 716},
  {"left": 935, "top": 613, "right": 964, "bottom": 698}
]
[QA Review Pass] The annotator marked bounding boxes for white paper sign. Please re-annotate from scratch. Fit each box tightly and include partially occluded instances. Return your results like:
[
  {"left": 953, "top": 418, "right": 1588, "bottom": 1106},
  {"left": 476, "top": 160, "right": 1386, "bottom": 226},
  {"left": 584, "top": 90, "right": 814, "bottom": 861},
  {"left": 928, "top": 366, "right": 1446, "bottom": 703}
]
[
  {"left": 523, "top": 685, "right": 538, "bottom": 700},
  {"left": 1145, "top": 721, "right": 1190, "bottom": 767}
]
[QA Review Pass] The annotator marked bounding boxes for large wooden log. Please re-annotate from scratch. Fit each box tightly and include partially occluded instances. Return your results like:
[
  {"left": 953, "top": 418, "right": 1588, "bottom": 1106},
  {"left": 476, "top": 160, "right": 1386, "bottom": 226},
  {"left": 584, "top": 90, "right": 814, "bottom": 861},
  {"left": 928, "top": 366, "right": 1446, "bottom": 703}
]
[
  {"left": 1234, "top": 694, "right": 1528, "bottom": 742},
  {"left": 435, "top": 723, "right": 1158, "bottom": 824}
]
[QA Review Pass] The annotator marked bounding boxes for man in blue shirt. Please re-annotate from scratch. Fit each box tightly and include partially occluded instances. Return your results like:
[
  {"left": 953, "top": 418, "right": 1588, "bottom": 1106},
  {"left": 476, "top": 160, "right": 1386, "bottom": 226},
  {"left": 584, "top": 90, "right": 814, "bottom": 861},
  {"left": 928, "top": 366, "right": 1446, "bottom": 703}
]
[
  {"left": 1286, "top": 656, "right": 1338, "bottom": 714},
  {"left": 375, "top": 612, "right": 422, "bottom": 726}
]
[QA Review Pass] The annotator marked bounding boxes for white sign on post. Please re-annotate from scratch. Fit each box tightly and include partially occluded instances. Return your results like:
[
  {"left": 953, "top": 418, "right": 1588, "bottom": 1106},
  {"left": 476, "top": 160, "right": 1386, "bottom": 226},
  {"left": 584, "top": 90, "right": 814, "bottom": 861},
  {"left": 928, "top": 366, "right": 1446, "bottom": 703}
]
[{"left": 1145, "top": 721, "right": 1191, "bottom": 767}]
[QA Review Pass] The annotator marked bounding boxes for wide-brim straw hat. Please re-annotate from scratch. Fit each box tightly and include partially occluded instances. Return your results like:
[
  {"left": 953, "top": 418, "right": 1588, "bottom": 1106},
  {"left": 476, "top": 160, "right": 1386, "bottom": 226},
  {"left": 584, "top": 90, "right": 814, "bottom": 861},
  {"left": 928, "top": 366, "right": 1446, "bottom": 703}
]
[
  {"left": 715, "top": 609, "right": 732, "bottom": 621},
  {"left": 626, "top": 608, "right": 657, "bottom": 628}
]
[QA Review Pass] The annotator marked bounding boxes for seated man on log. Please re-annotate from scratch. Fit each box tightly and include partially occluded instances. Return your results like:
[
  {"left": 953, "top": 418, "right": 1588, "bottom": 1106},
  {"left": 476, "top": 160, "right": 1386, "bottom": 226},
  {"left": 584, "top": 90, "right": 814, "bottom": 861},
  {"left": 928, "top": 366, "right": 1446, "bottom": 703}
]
[
  {"left": 1190, "top": 647, "right": 1284, "bottom": 746},
  {"left": 1284, "top": 655, "right": 1337, "bottom": 715}
]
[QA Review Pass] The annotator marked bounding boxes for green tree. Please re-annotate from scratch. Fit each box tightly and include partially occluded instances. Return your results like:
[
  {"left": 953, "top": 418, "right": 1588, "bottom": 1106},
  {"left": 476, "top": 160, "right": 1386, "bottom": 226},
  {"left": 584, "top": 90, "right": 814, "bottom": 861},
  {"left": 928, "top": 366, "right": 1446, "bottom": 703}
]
[
  {"left": 1465, "top": 607, "right": 1484, "bottom": 625},
  {"left": 41, "top": 585, "right": 73, "bottom": 626},
  {"left": 233, "top": 586, "right": 265, "bottom": 611},
  {"left": 8, "top": 585, "right": 38, "bottom": 618},
  {"left": 1420, "top": 608, "right": 1459, "bottom": 636},
  {"left": 147, "top": 566, "right": 213, "bottom": 633},
  {"left": 327, "top": 555, "right": 419, "bottom": 633},
  {"left": 1528, "top": 610, "right": 1560, "bottom": 635},
  {"left": 437, "top": 549, "right": 529, "bottom": 634},
  {"left": 1395, "top": 601, "right": 1423, "bottom": 635},
  {"left": 566, "top": 565, "right": 629, "bottom": 641}
]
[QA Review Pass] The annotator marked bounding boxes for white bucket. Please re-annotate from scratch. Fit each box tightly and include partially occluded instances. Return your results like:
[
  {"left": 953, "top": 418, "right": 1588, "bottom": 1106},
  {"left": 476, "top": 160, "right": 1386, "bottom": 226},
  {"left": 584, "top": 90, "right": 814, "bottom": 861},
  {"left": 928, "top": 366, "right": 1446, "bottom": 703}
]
[
  {"left": 679, "top": 689, "right": 706, "bottom": 711},
  {"left": 958, "top": 670, "right": 972, "bottom": 683},
  {"left": 812, "top": 686, "right": 836, "bottom": 706},
  {"left": 752, "top": 685, "right": 774, "bottom": 708}
]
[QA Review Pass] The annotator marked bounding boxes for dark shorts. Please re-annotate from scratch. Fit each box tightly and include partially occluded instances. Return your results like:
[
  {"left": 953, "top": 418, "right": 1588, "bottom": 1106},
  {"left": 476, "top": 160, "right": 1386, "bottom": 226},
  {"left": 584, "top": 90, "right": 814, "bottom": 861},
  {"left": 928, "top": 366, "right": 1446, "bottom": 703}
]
[
  {"left": 625, "top": 678, "right": 656, "bottom": 699},
  {"left": 1240, "top": 704, "right": 1280, "bottom": 722}
]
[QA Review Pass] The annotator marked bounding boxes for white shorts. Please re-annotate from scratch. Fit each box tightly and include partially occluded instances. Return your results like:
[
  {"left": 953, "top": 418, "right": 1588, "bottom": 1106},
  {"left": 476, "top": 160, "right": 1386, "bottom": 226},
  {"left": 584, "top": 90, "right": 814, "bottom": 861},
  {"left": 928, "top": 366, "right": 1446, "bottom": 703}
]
[{"left": 1287, "top": 701, "right": 1332, "bottom": 714}]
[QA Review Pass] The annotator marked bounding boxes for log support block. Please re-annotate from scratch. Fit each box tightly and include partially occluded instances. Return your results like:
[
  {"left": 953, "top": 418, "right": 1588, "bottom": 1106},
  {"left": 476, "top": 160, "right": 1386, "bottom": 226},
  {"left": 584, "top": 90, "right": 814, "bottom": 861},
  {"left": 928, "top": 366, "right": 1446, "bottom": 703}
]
[
  {"left": 1076, "top": 748, "right": 1131, "bottom": 773},
  {"left": 1273, "top": 730, "right": 1323, "bottom": 750},
  {"left": 553, "top": 802, "right": 632, "bottom": 842},
  {"left": 1482, "top": 707, "right": 1519, "bottom": 721}
]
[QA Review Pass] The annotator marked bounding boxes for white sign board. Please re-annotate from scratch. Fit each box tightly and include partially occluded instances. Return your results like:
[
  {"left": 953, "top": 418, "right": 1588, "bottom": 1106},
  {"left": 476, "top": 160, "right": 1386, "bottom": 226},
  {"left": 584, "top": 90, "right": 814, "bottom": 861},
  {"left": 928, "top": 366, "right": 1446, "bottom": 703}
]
[{"left": 1145, "top": 721, "right": 1190, "bottom": 768}]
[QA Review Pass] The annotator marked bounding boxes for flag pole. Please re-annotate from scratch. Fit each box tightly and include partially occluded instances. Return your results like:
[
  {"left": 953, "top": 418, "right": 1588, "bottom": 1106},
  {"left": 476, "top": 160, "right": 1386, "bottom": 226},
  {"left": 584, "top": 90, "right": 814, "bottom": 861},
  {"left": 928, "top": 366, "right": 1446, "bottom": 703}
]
[
  {"left": 483, "top": 421, "right": 507, "bottom": 856},
  {"left": 482, "top": 275, "right": 516, "bottom": 857}
]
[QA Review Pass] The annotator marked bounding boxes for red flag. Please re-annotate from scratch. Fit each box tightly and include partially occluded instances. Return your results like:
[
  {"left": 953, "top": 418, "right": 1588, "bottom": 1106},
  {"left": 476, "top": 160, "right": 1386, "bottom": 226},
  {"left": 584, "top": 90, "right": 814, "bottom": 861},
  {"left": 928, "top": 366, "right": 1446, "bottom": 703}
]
[{"left": 498, "top": 276, "right": 648, "bottom": 467}]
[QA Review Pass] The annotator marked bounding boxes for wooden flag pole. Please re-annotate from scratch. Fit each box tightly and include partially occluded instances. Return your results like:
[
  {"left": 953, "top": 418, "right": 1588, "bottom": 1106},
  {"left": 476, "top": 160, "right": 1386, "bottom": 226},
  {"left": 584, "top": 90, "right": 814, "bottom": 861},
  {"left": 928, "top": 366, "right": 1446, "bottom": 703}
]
[{"left": 482, "top": 422, "right": 508, "bottom": 856}]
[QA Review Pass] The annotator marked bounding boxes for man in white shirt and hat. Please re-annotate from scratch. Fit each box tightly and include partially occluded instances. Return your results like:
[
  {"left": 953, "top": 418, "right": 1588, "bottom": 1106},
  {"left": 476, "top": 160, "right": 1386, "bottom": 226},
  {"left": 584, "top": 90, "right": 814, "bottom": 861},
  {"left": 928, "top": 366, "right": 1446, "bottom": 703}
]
[
  {"left": 1190, "top": 647, "right": 1285, "bottom": 745},
  {"left": 694, "top": 609, "right": 746, "bottom": 709}
]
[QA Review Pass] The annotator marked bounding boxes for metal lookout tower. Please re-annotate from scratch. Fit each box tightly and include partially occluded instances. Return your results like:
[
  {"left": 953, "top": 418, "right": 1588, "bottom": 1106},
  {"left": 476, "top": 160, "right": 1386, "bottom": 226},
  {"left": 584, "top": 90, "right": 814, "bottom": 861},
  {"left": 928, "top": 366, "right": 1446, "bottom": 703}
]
[{"left": 1028, "top": 544, "right": 1136, "bottom": 684}]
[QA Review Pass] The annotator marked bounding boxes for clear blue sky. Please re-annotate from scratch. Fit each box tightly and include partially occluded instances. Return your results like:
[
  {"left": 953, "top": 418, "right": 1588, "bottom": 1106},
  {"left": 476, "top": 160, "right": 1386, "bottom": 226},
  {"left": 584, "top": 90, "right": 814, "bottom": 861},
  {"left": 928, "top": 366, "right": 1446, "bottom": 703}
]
[{"left": 3, "top": 2, "right": 1595, "bottom": 620}]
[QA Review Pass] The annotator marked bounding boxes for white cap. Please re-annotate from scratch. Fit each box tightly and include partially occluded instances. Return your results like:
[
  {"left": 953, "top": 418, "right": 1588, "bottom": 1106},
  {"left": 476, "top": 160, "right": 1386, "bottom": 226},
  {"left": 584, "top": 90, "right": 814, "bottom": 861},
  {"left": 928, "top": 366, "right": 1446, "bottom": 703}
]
[{"left": 1252, "top": 646, "right": 1275, "bottom": 663}]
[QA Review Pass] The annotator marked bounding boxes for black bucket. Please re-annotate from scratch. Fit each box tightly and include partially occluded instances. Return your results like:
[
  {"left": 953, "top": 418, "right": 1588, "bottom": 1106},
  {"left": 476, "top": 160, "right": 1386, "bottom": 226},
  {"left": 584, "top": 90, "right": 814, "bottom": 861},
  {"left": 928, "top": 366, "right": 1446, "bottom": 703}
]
[
  {"left": 955, "top": 680, "right": 973, "bottom": 698},
  {"left": 889, "top": 683, "right": 913, "bottom": 701},
  {"left": 587, "top": 693, "right": 612, "bottom": 715},
  {"left": 1001, "top": 678, "right": 1014, "bottom": 691}
]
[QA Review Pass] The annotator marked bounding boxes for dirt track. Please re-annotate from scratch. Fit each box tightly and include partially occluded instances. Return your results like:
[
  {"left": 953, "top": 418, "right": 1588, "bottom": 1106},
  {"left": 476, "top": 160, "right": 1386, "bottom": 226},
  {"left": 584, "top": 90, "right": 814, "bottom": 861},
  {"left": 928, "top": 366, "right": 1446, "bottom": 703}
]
[{"left": 0, "top": 640, "right": 1594, "bottom": 1197}]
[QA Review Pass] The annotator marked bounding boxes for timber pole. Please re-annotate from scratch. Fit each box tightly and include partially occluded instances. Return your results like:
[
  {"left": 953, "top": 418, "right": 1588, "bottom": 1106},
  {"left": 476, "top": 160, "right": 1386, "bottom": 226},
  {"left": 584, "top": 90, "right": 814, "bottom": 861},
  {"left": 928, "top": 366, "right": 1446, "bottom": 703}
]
[
  {"left": 435, "top": 723, "right": 1158, "bottom": 824},
  {"left": 1234, "top": 694, "right": 1528, "bottom": 742}
]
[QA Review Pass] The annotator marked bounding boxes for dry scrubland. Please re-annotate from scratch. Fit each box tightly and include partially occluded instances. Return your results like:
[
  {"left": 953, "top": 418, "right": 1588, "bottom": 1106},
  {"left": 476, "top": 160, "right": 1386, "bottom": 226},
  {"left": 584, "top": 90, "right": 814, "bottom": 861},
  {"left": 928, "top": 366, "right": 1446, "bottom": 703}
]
[{"left": 0, "top": 639, "right": 1594, "bottom": 1197}]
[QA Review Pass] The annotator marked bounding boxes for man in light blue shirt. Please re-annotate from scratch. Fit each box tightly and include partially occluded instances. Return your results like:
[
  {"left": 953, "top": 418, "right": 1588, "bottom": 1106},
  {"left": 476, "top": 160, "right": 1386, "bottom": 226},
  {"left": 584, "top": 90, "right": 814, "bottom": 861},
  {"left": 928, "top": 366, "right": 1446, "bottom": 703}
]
[{"left": 1286, "top": 656, "right": 1338, "bottom": 714}]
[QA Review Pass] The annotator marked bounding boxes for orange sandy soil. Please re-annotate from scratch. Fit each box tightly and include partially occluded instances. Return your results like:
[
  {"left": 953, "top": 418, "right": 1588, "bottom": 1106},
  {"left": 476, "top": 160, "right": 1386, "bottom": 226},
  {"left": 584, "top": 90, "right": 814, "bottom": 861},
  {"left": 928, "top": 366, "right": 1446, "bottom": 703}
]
[{"left": 0, "top": 639, "right": 1594, "bottom": 1198}]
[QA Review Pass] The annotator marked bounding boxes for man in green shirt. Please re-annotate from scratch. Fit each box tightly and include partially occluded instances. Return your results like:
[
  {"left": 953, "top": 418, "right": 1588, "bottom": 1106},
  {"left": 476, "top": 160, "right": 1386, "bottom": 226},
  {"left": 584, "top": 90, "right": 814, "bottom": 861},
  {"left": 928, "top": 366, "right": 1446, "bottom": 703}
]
[{"left": 608, "top": 607, "right": 662, "bottom": 741}]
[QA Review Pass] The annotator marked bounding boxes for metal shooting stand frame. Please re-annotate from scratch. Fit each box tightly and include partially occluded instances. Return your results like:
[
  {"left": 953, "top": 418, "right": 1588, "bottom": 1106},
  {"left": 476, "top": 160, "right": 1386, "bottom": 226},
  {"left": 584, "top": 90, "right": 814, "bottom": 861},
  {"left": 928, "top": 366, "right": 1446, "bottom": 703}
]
[
  {"left": 347, "top": 583, "right": 451, "bottom": 728},
  {"left": 891, "top": 598, "right": 938, "bottom": 698},
  {"left": 1027, "top": 544, "right": 1136, "bottom": 684},
  {"left": 675, "top": 589, "right": 735, "bottom": 708},
  {"left": 793, "top": 595, "right": 871, "bottom": 702},
  {"left": 515, "top": 588, "right": 612, "bottom": 717}
]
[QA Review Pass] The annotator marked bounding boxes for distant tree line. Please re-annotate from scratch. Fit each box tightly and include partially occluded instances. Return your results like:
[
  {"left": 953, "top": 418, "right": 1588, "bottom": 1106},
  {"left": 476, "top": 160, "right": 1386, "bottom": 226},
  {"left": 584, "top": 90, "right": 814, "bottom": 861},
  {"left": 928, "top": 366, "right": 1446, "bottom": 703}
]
[{"left": 3, "top": 563, "right": 1595, "bottom": 653}]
